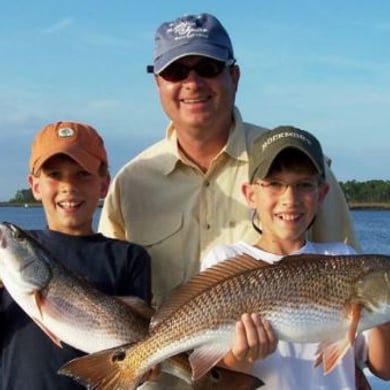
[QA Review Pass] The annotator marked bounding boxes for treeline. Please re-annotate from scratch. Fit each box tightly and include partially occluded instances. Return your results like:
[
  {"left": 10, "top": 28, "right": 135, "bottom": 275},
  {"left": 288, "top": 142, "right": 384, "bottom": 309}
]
[
  {"left": 5, "top": 180, "right": 390, "bottom": 205},
  {"left": 8, "top": 189, "right": 38, "bottom": 204},
  {"left": 339, "top": 180, "right": 390, "bottom": 203}
]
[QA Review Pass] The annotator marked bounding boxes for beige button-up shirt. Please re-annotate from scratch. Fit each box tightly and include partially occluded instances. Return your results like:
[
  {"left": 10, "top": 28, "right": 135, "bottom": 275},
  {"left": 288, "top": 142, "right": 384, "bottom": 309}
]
[{"left": 99, "top": 107, "right": 359, "bottom": 306}]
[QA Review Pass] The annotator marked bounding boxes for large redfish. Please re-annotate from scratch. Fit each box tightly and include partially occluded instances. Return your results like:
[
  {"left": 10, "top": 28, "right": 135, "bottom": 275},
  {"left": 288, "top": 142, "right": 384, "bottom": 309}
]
[
  {"left": 0, "top": 221, "right": 151, "bottom": 353},
  {"left": 60, "top": 253, "right": 390, "bottom": 389},
  {"left": 0, "top": 222, "right": 263, "bottom": 389}
]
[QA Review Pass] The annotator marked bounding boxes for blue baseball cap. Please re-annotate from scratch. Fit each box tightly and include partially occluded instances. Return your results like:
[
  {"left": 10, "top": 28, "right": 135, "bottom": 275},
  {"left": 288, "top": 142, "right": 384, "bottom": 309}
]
[{"left": 150, "top": 13, "right": 235, "bottom": 74}]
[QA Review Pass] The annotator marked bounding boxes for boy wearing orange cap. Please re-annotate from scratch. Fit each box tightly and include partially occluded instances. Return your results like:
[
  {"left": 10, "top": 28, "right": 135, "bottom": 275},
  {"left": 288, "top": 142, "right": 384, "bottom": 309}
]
[{"left": 0, "top": 121, "right": 151, "bottom": 390}]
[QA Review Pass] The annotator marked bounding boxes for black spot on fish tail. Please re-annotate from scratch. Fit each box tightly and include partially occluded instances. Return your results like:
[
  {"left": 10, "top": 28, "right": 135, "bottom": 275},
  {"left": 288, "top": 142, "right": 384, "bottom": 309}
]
[{"left": 111, "top": 349, "right": 126, "bottom": 362}]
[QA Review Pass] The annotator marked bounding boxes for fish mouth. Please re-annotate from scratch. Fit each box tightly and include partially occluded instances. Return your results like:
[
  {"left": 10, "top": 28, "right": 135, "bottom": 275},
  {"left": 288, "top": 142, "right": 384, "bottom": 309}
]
[{"left": 0, "top": 222, "right": 19, "bottom": 249}]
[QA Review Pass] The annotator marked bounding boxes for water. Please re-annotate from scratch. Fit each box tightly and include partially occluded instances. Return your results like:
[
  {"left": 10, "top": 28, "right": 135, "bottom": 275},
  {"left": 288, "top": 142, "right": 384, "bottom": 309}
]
[
  {"left": 352, "top": 210, "right": 390, "bottom": 255},
  {"left": 0, "top": 205, "right": 101, "bottom": 231},
  {"left": 1, "top": 207, "right": 390, "bottom": 389},
  {"left": 1, "top": 207, "right": 389, "bottom": 253}
]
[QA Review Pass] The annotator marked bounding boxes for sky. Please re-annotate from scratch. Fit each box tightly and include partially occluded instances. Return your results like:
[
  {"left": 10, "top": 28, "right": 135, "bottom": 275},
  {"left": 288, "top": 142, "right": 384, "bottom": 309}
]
[{"left": 1, "top": 1, "right": 389, "bottom": 201}]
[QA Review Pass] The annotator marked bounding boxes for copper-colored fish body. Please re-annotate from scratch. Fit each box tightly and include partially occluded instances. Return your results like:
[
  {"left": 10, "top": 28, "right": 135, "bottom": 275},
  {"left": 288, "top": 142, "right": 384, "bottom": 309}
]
[
  {"left": 0, "top": 222, "right": 259, "bottom": 390},
  {"left": 60, "top": 253, "right": 390, "bottom": 389}
]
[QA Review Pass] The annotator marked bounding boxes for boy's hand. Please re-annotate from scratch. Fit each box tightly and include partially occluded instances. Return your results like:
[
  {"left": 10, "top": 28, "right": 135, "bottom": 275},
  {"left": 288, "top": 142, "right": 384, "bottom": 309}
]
[{"left": 222, "top": 313, "right": 277, "bottom": 372}]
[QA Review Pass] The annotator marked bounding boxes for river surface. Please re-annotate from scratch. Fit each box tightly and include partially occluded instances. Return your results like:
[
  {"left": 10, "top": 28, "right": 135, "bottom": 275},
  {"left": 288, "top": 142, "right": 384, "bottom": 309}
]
[{"left": 1, "top": 207, "right": 390, "bottom": 389}]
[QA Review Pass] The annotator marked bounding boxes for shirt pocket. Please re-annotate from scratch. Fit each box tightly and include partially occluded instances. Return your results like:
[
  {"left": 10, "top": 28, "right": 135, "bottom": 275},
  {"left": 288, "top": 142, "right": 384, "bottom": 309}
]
[{"left": 130, "top": 213, "right": 184, "bottom": 306}]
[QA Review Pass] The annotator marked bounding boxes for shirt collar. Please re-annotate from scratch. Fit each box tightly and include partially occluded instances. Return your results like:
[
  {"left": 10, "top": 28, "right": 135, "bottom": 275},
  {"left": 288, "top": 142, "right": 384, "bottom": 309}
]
[
  {"left": 224, "top": 107, "right": 249, "bottom": 164},
  {"left": 162, "top": 106, "right": 249, "bottom": 175}
]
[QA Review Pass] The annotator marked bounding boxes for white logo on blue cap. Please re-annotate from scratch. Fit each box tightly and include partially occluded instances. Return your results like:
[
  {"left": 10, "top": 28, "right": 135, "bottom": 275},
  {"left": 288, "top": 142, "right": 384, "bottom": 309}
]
[{"left": 169, "top": 19, "right": 209, "bottom": 41}]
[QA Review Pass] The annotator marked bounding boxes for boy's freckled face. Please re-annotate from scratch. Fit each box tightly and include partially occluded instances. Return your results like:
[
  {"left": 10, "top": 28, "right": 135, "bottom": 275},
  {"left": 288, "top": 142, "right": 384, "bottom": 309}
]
[{"left": 28, "top": 155, "right": 109, "bottom": 235}]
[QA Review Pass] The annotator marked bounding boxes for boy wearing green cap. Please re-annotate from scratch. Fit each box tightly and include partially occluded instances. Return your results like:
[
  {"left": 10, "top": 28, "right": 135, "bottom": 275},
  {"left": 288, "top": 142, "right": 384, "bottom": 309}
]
[{"left": 202, "top": 126, "right": 390, "bottom": 389}]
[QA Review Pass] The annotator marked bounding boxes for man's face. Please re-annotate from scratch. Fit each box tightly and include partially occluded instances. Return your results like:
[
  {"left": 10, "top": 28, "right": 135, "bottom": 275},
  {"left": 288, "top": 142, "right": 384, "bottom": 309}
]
[{"left": 155, "top": 55, "right": 240, "bottom": 133}]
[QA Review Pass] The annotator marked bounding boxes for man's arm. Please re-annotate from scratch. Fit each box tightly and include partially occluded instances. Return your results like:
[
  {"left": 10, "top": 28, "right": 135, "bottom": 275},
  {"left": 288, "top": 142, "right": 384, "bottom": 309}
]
[{"left": 99, "top": 177, "right": 127, "bottom": 240}]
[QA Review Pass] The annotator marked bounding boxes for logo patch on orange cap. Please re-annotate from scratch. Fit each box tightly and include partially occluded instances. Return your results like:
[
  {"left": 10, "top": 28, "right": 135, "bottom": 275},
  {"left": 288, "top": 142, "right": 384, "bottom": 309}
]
[{"left": 58, "top": 127, "right": 75, "bottom": 138}]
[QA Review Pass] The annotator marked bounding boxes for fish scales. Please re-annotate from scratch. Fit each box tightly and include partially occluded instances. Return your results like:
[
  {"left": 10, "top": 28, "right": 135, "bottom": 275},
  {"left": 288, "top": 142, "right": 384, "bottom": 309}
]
[
  {"left": 40, "top": 265, "right": 149, "bottom": 340},
  {"left": 0, "top": 222, "right": 264, "bottom": 390},
  {"left": 151, "top": 256, "right": 357, "bottom": 342},
  {"left": 0, "top": 222, "right": 151, "bottom": 352},
  {"left": 59, "top": 253, "right": 390, "bottom": 390}
]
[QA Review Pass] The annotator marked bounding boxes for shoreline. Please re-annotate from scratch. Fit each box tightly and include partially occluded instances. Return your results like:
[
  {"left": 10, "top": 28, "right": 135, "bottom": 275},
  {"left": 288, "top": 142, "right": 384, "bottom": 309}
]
[
  {"left": 1, "top": 202, "right": 390, "bottom": 210},
  {"left": 348, "top": 202, "right": 390, "bottom": 210}
]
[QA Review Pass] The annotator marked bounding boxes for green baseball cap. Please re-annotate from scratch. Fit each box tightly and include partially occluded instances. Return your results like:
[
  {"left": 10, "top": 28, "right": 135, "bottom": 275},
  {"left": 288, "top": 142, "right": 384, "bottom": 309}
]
[{"left": 249, "top": 125, "right": 325, "bottom": 181}]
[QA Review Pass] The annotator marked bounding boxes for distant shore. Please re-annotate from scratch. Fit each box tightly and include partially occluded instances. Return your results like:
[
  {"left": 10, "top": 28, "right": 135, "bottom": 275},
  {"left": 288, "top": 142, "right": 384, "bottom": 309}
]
[
  {"left": 0, "top": 199, "right": 104, "bottom": 208},
  {"left": 1, "top": 201, "right": 390, "bottom": 210},
  {"left": 348, "top": 202, "right": 390, "bottom": 210},
  {"left": 0, "top": 203, "right": 43, "bottom": 207}
]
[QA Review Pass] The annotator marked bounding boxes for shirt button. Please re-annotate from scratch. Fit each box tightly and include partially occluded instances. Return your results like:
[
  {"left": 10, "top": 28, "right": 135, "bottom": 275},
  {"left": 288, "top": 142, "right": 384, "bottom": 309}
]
[
  {"left": 206, "top": 224, "right": 211, "bottom": 230},
  {"left": 204, "top": 181, "right": 210, "bottom": 187},
  {"left": 229, "top": 221, "right": 236, "bottom": 228}
]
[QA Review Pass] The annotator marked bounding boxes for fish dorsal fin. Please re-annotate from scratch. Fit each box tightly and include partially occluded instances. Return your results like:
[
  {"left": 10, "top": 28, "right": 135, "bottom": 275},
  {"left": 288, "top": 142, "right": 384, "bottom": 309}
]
[{"left": 151, "top": 254, "right": 262, "bottom": 328}]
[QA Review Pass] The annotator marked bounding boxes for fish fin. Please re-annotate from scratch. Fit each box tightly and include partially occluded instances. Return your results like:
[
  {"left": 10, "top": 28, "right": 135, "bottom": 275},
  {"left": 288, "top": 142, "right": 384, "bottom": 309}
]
[
  {"left": 314, "top": 337, "right": 352, "bottom": 374},
  {"left": 314, "top": 302, "right": 362, "bottom": 375},
  {"left": 189, "top": 344, "right": 231, "bottom": 381},
  {"left": 115, "top": 295, "right": 155, "bottom": 320},
  {"left": 33, "top": 290, "right": 44, "bottom": 319},
  {"left": 59, "top": 345, "right": 140, "bottom": 390},
  {"left": 151, "top": 254, "right": 261, "bottom": 328},
  {"left": 31, "top": 316, "right": 63, "bottom": 348},
  {"left": 348, "top": 303, "right": 361, "bottom": 345},
  {"left": 159, "top": 354, "right": 192, "bottom": 384},
  {"left": 31, "top": 291, "right": 62, "bottom": 347},
  {"left": 198, "top": 367, "right": 266, "bottom": 389},
  {"left": 163, "top": 353, "right": 266, "bottom": 389}
]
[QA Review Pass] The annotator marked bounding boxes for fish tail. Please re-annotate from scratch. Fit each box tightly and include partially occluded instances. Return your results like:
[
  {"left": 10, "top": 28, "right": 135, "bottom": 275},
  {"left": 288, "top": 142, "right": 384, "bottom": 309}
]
[{"left": 58, "top": 345, "right": 142, "bottom": 390}]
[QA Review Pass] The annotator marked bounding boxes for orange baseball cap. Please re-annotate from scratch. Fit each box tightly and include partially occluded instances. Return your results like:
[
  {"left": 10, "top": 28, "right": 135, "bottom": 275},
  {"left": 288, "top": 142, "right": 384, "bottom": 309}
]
[{"left": 29, "top": 121, "right": 108, "bottom": 175}]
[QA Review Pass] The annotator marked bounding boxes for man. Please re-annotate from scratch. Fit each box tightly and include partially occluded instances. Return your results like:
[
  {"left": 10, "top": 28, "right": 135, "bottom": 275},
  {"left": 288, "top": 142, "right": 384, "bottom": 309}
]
[
  {"left": 100, "top": 12, "right": 359, "bottom": 304},
  {"left": 99, "top": 14, "right": 360, "bottom": 387}
]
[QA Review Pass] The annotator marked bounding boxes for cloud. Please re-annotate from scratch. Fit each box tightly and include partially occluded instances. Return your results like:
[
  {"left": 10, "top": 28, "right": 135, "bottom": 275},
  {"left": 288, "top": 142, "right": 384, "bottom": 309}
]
[{"left": 41, "top": 18, "right": 73, "bottom": 34}]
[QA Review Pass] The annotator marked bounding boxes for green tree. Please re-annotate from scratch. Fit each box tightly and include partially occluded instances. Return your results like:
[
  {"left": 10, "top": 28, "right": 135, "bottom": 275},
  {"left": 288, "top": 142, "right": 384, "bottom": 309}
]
[
  {"left": 340, "top": 180, "right": 390, "bottom": 203},
  {"left": 9, "top": 189, "right": 37, "bottom": 204}
]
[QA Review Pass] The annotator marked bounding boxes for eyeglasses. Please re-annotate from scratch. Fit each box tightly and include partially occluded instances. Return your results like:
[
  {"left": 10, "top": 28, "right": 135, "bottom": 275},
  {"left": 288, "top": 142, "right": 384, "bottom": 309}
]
[
  {"left": 255, "top": 180, "right": 319, "bottom": 196},
  {"left": 147, "top": 58, "right": 235, "bottom": 82}
]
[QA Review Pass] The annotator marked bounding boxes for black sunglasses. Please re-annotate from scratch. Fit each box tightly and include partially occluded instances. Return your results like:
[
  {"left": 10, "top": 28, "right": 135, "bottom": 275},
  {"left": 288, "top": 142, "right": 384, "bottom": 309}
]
[{"left": 147, "top": 58, "right": 235, "bottom": 82}]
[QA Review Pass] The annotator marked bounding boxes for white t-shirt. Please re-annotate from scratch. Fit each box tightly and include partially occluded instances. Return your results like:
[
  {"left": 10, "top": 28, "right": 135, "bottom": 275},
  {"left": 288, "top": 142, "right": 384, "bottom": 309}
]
[{"left": 201, "top": 241, "right": 368, "bottom": 390}]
